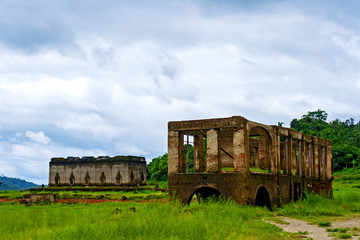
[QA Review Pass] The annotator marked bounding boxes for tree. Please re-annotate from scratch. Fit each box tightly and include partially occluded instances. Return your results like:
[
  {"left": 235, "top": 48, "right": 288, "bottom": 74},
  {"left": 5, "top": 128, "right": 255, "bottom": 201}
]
[
  {"left": 290, "top": 110, "right": 360, "bottom": 171},
  {"left": 147, "top": 153, "right": 168, "bottom": 181}
]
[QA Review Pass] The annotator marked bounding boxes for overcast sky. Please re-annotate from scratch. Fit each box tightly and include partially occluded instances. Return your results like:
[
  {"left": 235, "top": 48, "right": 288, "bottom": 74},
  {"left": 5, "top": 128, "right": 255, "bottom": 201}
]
[{"left": 1, "top": 0, "right": 360, "bottom": 184}]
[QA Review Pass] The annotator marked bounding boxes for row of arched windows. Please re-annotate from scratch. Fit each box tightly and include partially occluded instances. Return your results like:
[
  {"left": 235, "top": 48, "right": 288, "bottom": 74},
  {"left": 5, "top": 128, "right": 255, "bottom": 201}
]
[{"left": 54, "top": 170, "right": 145, "bottom": 185}]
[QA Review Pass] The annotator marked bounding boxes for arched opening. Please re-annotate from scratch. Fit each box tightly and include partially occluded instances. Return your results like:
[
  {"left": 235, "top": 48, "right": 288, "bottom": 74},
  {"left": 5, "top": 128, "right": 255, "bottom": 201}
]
[
  {"left": 116, "top": 171, "right": 122, "bottom": 185},
  {"left": 100, "top": 172, "right": 106, "bottom": 185},
  {"left": 249, "top": 127, "right": 272, "bottom": 173},
  {"left": 187, "top": 187, "right": 222, "bottom": 205},
  {"left": 84, "top": 172, "right": 90, "bottom": 185},
  {"left": 55, "top": 173, "right": 60, "bottom": 185},
  {"left": 69, "top": 172, "right": 75, "bottom": 185},
  {"left": 255, "top": 186, "right": 271, "bottom": 209},
  {"left": 130, "top": 170, "right": 134, "bottom": 185}
]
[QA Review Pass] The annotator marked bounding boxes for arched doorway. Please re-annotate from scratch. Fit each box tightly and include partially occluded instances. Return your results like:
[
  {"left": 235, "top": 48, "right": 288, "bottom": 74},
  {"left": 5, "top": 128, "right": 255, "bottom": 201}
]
[
  {"left": 187, "top": 187, "right": 222, "bottom": 205},
  {"left": 249, "top": 127, "right": 272, "bottom": 173},
  {"left": 255, "top": 186, "right": 271, "bottom": 209}
]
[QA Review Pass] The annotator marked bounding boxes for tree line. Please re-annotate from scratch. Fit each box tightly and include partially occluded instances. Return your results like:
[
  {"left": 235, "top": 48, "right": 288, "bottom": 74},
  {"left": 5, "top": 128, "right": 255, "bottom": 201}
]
[
  {"left": 290, "top": 109, "right": 360, "bottom": 171},
  {"left": 148, "top": 110, "right": 360, "bottom": 181}
]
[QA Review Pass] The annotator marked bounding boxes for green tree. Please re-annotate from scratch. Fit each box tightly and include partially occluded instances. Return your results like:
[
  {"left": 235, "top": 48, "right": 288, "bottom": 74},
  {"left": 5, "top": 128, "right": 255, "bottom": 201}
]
[
  {"left": 290, "top": 110, "right": 360, "bottom": 171},
  {"left": 147, "top": 153, "right": 168, "bottom": 181}
]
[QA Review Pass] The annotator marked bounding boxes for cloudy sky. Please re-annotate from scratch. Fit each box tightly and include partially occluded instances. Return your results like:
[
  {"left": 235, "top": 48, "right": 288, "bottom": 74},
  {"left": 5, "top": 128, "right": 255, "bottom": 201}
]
[{"left": 1, "top": 0, "right": 360, "bottom": 184}]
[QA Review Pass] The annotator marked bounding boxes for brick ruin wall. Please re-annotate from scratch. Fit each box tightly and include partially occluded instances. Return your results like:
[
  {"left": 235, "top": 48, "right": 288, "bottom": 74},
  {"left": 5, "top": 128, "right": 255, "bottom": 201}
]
[
  {"left": 168, "top": 116, "right": 333, "bottom": 207},
  {"left": 49, "top": 156, "right": 147, "bottom": 186}
]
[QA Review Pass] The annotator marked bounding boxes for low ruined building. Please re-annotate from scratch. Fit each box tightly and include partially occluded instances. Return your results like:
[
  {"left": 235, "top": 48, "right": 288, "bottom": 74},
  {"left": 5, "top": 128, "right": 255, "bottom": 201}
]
[
  {"left": 22, "top": 193, "right": 56, "bottom": 204},
  {"left": 49, "top": 155, "right": 147, "bottom": 187},
  {"left": 168, "top": 116, "right": 333, "bottom": 207}
]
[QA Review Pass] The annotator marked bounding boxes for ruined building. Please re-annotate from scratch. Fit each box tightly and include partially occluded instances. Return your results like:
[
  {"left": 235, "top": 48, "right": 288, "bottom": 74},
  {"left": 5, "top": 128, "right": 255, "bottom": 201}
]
[
  {"left": 49, "top": 155, "right": 147, "bottom": 186},
  {"left": 168, "top": 116, "right": 333, "bottom": 207}
]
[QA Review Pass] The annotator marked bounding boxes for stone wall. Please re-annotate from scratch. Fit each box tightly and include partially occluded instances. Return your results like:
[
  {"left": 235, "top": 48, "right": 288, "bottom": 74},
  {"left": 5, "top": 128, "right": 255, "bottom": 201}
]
[{"left": 49, "top": 155, "right": 147, "bottom": 186}]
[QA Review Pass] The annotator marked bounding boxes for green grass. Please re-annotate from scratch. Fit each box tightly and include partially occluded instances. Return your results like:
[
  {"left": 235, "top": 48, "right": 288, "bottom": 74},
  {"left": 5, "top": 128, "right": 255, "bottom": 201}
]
[
  {"left": 275, "top": 168, "right": 360, "bottom": 228},
  {"left": 250, "top": 168, "right": 270, "bottom": 173},
  {"left": 1, "top": 169, "right": 359, "bottom": 239},
  {"left": 318, "top": 222, "right": 331, "bottom": 227},
  {"left": 0, "top": 188, "right": 168, "bottom": 201},
  {"left": 0, "top": 199, "right": 300, "bottom": 240}
]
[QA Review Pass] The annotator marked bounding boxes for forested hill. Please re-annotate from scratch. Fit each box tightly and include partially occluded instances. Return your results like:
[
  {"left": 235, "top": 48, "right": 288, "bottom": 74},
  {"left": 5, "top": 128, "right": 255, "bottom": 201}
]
[
  {"left": 291, "top": 110, "right": 360, "bottom": 171},
  {"left": 0, "top": 175, "right": 41, "bottom": 191}
]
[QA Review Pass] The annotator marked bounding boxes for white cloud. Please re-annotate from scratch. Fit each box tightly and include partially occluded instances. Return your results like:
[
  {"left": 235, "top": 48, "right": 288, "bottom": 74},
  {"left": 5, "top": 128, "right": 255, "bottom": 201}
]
[{"left": 25, "top": 131, "right": 51, "bottom": 144}]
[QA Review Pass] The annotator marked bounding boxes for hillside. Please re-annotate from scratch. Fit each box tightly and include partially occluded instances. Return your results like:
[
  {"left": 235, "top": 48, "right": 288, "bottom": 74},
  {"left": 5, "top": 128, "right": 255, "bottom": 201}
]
[{"left": 0, "top": 175, "right": 41, "bottom": 191}]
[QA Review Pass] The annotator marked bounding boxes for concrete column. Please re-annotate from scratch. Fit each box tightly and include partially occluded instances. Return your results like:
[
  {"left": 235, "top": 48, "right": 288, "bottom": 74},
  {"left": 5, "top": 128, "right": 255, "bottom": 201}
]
[
  {"left": 258, "top": 135, "right": 267, "bottom": 169},
  {"left": 233, "top": 128, "right": 248, "bottom": 173},
  {"left": 168, "top": 131, "right": 183, "bottom": 174},
  {"left": 308, "top": 143, "right": 312, "bottom": 177},
  {"left": 291, "top": 140, "right": 297, "bottom": 175},
  {"left": 326, "top": 144, "right": 332, "bottom": 179},
  {"left": 275, "top": 133, "right": 281, "bottom": 172},
  {"left": 285, "top": 136, "right": 292, "bottom": 175},
  {"left": 206, "top": 129, "right": 219, "bottom": 173},
  {"left": 298, "top": 140, "right": 303, "bottom": 177},
  {"left": 272, "top": 135, "right": 280, "bottom": 173},
  {"left": 313, "top": 138, "right": 319, "bottom": 178},
  {"left": 321, "top": 146, "right": 326, "bottom": 179},
  {"left": 194, "top": 134, "right": 205, "bottom": 172}
]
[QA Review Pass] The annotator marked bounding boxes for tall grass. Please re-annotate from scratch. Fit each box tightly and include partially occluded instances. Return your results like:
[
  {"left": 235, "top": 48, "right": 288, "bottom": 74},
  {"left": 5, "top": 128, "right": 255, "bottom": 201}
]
[
  {"left": 0, "top": 200, "right": 297, "bottom": 240},
  {"left": 277, "top": 168, "right": 360, "bottom": 218}
]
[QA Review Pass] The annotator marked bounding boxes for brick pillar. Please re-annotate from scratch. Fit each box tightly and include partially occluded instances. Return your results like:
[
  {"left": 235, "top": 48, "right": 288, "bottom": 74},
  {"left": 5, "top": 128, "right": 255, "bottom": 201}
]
[
  {"left": 326, "top": 144, "right": 332, "bottom": 179},
  {"left": 258, "top": 135, "right": 268, "bottom": 170},
  {"left": 321, "top": 146, "right": 326, "bottom": 179},
  {"left": 313, "top": 138, "right": 319, "bottom": 178},
  {"left": 194, "top": 134, "right": 205, "bottom": 172},
  {"left": 272, "top": 134, "right": 280, "bottom": 173},
  {"left": 206, "top": 129, "right": 219, "bottom": 173},
  {"left": 308, "top": 143, "right": 312, "bottom": 177},
  {"left": 298, "top": 140, "right": 304, "bottom": 177},
  {"left": 233, "top": 128, "right": 248, "bottom": 173},
  {"left": 168, "top": 131, "right": 185, "bottom": 174},
  {"left": 285, "top": 136, "right": 292, "bottom": 175}
]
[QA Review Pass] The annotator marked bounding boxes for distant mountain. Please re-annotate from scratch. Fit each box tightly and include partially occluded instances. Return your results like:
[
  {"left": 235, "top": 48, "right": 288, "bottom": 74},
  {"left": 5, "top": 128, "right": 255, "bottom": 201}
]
[{"left": 0, "top": 175, "right": 41, "bottom": 191}]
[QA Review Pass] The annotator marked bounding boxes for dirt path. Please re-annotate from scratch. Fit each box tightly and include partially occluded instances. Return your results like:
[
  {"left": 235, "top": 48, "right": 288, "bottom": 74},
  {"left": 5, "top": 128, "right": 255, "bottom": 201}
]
[{"left": 269, "top": 216, "right": 360, "bottom": 240}]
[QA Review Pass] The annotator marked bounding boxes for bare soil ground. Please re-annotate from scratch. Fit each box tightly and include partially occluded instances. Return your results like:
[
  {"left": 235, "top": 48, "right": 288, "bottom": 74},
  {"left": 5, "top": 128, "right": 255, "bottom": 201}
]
[
  {"left": 0, "top": 197, "right": 167, "bottom": 204},
  {"left": 269, "top": 216, "right": 360, "bottom": 240}
]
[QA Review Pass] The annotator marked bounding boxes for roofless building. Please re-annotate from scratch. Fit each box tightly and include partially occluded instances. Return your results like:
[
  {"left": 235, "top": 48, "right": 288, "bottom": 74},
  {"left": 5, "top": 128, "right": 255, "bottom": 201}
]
[
  {"left": 168, "top": 116, "right": 333, "bottom": 207},
  {"left": 49, "top": 155, "right": 147, "bottom": 187}
]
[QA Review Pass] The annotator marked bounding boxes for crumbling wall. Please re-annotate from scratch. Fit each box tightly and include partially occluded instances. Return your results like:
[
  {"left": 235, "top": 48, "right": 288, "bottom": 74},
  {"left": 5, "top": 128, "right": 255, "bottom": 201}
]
[{"left": 168, "top": 116, "right": 333, "bottom": 207}]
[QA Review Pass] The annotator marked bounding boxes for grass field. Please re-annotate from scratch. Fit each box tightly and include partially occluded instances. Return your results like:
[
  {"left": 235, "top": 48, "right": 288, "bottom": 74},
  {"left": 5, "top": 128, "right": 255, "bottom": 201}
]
[
  {"left": 0, "top": 199, "right": 305, "bottom": 240},
  {"left": 0, "top": 170, "right": 359, "bottom": 239}
]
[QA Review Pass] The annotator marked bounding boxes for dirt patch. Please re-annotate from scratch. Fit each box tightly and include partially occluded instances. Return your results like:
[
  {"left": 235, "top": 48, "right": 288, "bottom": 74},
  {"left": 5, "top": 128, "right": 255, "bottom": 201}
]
[
  {"left": 269, "top": 216, "right": 360, "bottom": 240},
  {"left": 0, "top": 197, "right": 167, "bottom": 204},
  {"left": 332, "top": 217, "right": 360, "bottom": 229},
  {"left": 0, "top": 198, "right": 20, "bottom": 203}
]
